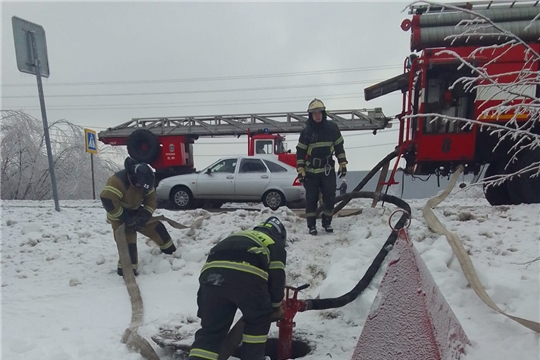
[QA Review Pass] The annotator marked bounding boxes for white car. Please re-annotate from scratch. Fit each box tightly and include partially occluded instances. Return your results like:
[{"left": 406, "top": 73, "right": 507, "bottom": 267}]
[{"left": 156, "top": 156, "right": 305, "bottom": 210}]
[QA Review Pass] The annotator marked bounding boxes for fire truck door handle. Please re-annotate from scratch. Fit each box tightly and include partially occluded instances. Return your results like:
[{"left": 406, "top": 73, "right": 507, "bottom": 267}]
[
  {"left": 261, "top": 175, "right": 269, "bottom": 179},
  {"left": 226, "top": 175, "right": 234, "bottom": 179}
]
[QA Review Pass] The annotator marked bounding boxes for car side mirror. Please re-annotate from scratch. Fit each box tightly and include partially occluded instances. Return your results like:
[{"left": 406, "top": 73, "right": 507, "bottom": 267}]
[
  {"left": 288, "top": 149, "right": 291, "bottom": 153},
  {"left": 205, "top": 168, "right": 211, "bottom": 174}
]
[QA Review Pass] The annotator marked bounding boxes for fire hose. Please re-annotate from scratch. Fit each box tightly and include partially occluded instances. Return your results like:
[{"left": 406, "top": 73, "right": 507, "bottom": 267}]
[
  {"left": 114, "top": 215, "right": 205, "bottom": 360},
  {"left": 276, "top": 191, "right": 411, "bottom": 359},
  {"left": 317, "top": 150, "right": 399, "bottom": 216}
]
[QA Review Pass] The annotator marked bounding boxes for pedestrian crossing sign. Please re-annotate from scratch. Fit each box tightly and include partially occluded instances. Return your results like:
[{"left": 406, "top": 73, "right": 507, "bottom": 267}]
[{"left": 85, "top": 128, "right": 98, "bottom": 154}]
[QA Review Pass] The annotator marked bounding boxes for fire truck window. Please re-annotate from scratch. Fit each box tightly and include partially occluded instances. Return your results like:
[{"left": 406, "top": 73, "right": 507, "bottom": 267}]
[
  {"left": 263, "top": 159, "right": 287, "bottom": 173},
  {"left": 255, "top": 140, "right": 273, "bottom": 154},
  {"left": 275, "top": 139, "right": 287, "bottom": 154},
  {"left": 209, "top": 159, "right": 237, "bottom": 173},
  {"left": 239, "top": 159, "right": 267, "bottom": 173},
  {"left": 423, "top": 69, "right": 473, "bottom": 135}
]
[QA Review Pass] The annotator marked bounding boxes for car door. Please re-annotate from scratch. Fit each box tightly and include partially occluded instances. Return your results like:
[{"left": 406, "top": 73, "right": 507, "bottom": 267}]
[
  {"left": 234, "top": 158, "right": 271, "bottom": 200},
  {"left": 195, "top": 158, "right": 238, "bottom": 199}
]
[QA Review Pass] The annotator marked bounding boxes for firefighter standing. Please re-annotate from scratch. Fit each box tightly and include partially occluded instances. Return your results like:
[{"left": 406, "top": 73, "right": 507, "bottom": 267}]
[
  {"left": 188, "top": 216, "right": 287, "bottom": 360},
  {"left": 100, "top": 157, "right": 177, "bottom": 276},
  {"left": 296, "top": 99, "right": 348, "bottom": 235}
]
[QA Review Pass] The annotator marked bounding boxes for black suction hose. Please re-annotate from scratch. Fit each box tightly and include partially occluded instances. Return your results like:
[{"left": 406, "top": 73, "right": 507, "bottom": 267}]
[
  {"left": 304, "top": 191, "right": 411, "bottom": 311},
  {"left": 329, "top": 150, "right": 399, "bottom": 215}
]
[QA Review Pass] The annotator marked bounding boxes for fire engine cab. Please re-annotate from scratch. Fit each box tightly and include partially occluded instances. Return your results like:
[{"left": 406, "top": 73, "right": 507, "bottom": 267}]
[{"left": 364, "top": 0, "right": 540, "bottom": 206}]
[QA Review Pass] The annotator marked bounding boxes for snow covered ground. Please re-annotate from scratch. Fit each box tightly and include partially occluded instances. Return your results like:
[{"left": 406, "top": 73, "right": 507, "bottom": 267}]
[{"left": 2, "top": 188, "right": 539, "bottom": 360}]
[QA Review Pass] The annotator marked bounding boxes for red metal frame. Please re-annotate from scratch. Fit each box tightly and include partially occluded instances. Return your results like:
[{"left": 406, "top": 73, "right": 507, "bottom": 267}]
[{"left": 391, "top": 41, "right": 539, "bottom": 176}]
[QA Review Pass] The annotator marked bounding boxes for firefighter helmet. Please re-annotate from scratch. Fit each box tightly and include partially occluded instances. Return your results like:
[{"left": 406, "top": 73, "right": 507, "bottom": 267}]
[
  {"left": 133, "top": 163, "right": 155, "bottom": 190},
  {"left": 308, "top": 98, "right": 325, "bottom": 113},
  {"left": 254, "top": 216, "right": 287, "bottom": 245}
]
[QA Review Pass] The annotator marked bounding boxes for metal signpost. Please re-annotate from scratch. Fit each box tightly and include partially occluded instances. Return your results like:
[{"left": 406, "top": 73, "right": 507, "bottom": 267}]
[
  {"left": 85, "top": 129, "right": 99, "bottom": 199},
  {"left": 12, "top": 16, "right": 60, "bottom": 211}
]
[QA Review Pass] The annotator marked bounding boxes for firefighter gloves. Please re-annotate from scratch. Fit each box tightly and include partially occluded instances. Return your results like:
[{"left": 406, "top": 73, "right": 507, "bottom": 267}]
[
  {"left": 297, "top": 167, "right": 306, "bottom": 183},
  {"left": 270, "top": 304, "right": 284, "bottom": 322},
  {"left": 125, "top": 217, "right": 139, "bottom": 232},
  {"left": 337, "top": 162, "right": 347, "bottom": 178}
]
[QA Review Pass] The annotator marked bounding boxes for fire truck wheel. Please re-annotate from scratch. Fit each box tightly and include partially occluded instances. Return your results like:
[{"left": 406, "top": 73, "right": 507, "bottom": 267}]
[
  {"left": 483, "top": 162, "right": 511, "bottom": 206},
  {"left": 171, "top": 186, "right": 194, "bottom": 210},
  {"left": 513, "top": 148, "right": 540, "bottom": 204},
  {"left": 262, "top": 190, "right": 285, "bottom": 210},
  {"left": 127, "top": 129, "right": 160, "bottom": 163}
]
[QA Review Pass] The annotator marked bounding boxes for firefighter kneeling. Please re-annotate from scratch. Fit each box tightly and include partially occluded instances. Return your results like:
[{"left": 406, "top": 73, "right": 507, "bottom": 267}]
[
  {"left": 100, "top": 157, "right": 177, "bottom": 276},
  {"left": 188, "top": 216, "right": 287, "bottom": 360},
  {"left": 296, "top": 98, "right": 348, "bottom": 235}
]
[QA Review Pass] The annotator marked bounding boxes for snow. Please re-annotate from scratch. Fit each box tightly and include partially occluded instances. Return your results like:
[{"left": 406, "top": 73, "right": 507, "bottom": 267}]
[{"left": 2, "top": 192, "right": 539, "bottom": 360}]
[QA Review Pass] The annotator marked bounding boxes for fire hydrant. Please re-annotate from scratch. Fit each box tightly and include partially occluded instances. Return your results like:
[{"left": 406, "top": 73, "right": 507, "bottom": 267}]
[{"left": 276, "top": 284, "right": 309, "bottom": 360}]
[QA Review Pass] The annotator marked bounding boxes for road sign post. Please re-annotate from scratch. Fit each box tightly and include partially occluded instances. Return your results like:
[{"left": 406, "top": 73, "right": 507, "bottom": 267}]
[
  {"left": 85, "top": 129, "right": 99, "bottom": 199},
  {"left": 12, "top": 16, "right": 60, "bottom": 211}
]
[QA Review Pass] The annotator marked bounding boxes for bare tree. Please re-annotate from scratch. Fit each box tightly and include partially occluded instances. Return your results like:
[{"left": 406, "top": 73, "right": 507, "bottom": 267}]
[
  {"left": 404, "top": 1, "right": 540, "bottom": 193},
  {"left": 1, "top": 110, "right": 125, "bottom": 200}
]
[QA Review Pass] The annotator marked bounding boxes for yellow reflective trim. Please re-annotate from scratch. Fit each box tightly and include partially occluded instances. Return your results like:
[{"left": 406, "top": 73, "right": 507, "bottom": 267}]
[
  {"left": 103, "top": 186, "right": 123, "bottom": 198},
  {"left": 305, "top": 212, "right": 317, "bottom": 217},
  {"left": 188, "top": 348, "right": 218, "bottom": 360},
  {"left": 297, "top": 159, "right": 305, "bottom": 165},
  {"left": 305, "top": 167, "right": 327, "bottom": 174},
  {"left": 309, "top": 141, "right": 333, "bottom": 148},
  {"left": 337, "top": 153, "right": 347, "bottom": 160},
  {"left": 247, "top": 246, "right": 265, "bottom": 255},
  {"left": 108, "top": 206, "right": 124, "bottom": 219},
  {"left": 146, "top": 189, "right": 155, "bottom": 196},
  {"left": 202, "top": 261, "right": 269, "bottom": 281},
  {"left": 272, "top": 301, "right": 282, "bottom": 307},
  {"left": 238, "top": 230, "right": 276, "bottom": 262},
  {"left": 322, "top": 210, "right": 333, "bottom": 216},
  {"left": 296, "top": 142, "right": 308, "bottom": 150},
  {"left": 144, "top": 205, "right": 155, "bottom": 214},
  {"left": 242, "top": 334, "right": 268, "bottom": 344},
  {"left": 117, "top": 261, "right": 138, "bottom": 269},
  {"left": 334, "top": 136, "right": 344, "bottom": 145},
  {"left": 160, "top": 240, "right": 174, "bottom": 250},
  {"left": 269, "top": 261, "right": 285, "bottom": 270}
]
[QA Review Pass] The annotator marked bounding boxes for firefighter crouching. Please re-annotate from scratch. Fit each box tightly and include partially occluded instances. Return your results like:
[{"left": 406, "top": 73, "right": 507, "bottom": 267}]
[
  {"left": 296, "top": 98, "right": 348, "bottom": 235},
  {"left": 188, "top": 216, "right": 287, "bottom": 360},
  {"left": 100, "top": 157, "right": 177, "bottom": 276}
]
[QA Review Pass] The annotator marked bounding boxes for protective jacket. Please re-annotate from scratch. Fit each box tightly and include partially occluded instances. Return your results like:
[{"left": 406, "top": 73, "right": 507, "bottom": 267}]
[
  {"left": 199, "top": 229, "right": 286, "bottom": 308},
  {"left": 296, "top": 114, "right": 347, "bottom": 175},
  {"left": 100, "top": 169, "right": 156, "bottom": 224}
]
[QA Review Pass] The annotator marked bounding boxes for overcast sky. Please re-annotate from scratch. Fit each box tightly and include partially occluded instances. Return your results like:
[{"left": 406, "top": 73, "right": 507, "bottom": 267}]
[{"left": 2, "top": 0, "right": 447, "bottom": 170}]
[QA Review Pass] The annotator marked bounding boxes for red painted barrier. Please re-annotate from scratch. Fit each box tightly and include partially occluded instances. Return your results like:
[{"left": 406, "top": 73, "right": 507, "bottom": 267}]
[{"left": 351, "top": 229, "right": 470, "bottom": 360}]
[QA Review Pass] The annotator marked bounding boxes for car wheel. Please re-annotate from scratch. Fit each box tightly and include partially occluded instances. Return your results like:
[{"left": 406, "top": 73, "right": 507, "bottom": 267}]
[
  {"left": 171, "top": 186, "right": 194, "bottom": 210},
  {"left": 262, "top": 190, "right": 285, "bottom": 210}
]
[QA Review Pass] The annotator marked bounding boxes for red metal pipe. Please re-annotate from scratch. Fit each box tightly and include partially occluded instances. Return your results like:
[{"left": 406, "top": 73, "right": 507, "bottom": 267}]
[{"left": 277, "top": 285, "right": 309, "bottom": 360}]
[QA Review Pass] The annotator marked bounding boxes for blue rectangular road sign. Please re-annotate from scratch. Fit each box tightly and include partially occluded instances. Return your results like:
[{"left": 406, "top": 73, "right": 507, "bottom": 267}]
[{"left": 85, "top": 128, "right": 98, "bottom": 154}]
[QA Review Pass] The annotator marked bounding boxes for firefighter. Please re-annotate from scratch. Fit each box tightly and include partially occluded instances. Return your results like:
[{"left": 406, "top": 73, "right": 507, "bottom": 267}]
[
  {"left": 100, "top": 157, "right": 177, "bottom": 276},
  {"left": 188, "top": 216, "right": 287, "bottom": 360},
  {"left": 296, "top": 98, "right": 348, "bottom": 235}
]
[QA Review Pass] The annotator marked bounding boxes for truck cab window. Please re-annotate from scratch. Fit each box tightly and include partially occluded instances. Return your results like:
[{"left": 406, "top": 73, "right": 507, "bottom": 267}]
[
  {"left": 255, "top": 140, "right": 273, "bottom": 154},
  {"left": 423, "top": 66, "right": 474, "bottom": 135}
]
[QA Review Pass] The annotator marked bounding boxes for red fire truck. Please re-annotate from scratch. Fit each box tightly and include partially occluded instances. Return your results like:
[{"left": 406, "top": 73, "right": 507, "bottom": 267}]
[
  {"left": 98, "top": 109, "right": 390, "bottom": 182},
  {"left": 364, "top": 1, "right": 540, "bottom": 206}
]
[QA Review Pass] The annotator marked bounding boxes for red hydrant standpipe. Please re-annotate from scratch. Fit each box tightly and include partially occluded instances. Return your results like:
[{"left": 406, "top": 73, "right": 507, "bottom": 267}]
[{"left": 277, "top": 284, "right": 309, "bottom": 360}]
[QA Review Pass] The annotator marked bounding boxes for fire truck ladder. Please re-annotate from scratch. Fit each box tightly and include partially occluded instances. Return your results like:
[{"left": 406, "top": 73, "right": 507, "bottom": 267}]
[{"left": 98, "top": 108, "right": 392, "bottom": 139}]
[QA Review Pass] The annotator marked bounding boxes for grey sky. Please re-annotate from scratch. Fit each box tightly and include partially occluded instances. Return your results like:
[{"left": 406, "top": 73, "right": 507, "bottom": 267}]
[{"left": 2, "top": 1, "right": 433, "bottom": 170}]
